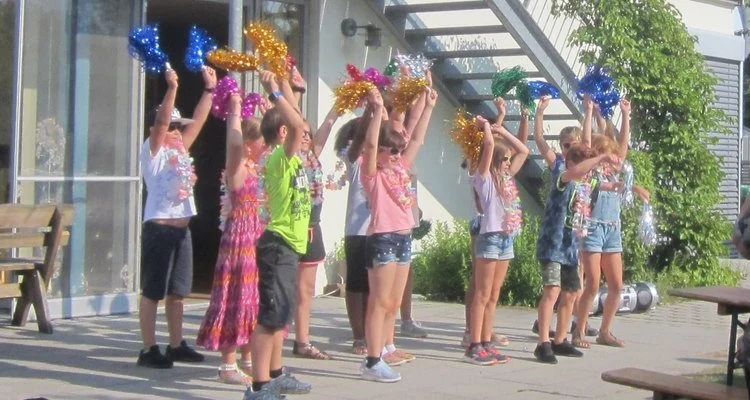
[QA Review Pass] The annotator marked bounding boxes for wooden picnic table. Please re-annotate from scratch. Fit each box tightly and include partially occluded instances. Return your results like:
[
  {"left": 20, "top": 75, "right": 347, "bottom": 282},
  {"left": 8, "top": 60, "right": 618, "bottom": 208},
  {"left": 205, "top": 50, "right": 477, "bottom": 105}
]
[{"left": 669, "top": 286, "right": 750, "bottom": 386}]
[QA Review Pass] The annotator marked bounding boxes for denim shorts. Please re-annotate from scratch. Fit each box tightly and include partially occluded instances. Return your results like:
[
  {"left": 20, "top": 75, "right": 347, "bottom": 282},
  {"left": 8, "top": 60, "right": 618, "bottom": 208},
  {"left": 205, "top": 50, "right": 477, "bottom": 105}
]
[
  {"left": 582, "top": 221, "right": 623, "bottom": 253},
  {"left": 475, "top": 232, "right": 515, "bottom": 260},
  {"left": 366, "top": 232, "right": 412, "bottom": 268},
  {"left": 541, "top": 261, "right": 581, "bottom": 292}
]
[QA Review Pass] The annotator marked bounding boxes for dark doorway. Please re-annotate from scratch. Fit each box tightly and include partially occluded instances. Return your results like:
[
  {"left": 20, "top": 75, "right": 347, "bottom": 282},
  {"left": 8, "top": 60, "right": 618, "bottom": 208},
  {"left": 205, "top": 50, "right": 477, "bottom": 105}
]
[{"left": 146, "top": 0, "right": 230, "bottom": 294}]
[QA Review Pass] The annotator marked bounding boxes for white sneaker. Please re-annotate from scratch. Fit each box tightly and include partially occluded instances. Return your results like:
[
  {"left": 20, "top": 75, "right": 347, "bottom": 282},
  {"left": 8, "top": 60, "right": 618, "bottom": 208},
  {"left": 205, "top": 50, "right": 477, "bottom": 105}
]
[
  {"left": 400, "top": 320, "right": 428, "bottom": 338},
  {"left": 360, "top": 359, "right": 401, "bottom": 383}
]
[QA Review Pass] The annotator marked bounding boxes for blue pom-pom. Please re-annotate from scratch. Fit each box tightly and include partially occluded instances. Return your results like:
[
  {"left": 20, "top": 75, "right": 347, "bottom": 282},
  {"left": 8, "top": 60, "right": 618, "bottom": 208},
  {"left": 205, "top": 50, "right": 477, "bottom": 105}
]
[
  {"left": 527, "top": 81, "right": 560, "bottom": 99},
  {"left": 129, "top": 24, "right": 169, "bottom": 75},
  {"left": 184, "top": 25, "right": 218, "bottom": 73},
  {"left": 576, "top": 65, "right": 621, "bottom": 119}
]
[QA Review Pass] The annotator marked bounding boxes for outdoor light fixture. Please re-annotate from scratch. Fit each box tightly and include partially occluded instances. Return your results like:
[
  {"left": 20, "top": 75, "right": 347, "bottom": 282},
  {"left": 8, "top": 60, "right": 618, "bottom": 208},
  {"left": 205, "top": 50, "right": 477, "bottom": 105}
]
[{"left": 341, "top": 18, "right": 382, "bottom": 48}]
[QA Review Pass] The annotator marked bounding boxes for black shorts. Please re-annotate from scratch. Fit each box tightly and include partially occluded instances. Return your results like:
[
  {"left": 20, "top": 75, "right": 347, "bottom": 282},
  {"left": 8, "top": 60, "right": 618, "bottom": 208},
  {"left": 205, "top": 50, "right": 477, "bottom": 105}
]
[
  {"left": 345, "top": 235, "right": 369, "bottom": 293},
  {"left": 299, "top": 223, "right": 326, "bottom": 263},
  {"left": 257, "top": 230, "right": 300, "bottom": 330},
  {"left": 140, "top": 222, "right": 193, "bottom": 301}
]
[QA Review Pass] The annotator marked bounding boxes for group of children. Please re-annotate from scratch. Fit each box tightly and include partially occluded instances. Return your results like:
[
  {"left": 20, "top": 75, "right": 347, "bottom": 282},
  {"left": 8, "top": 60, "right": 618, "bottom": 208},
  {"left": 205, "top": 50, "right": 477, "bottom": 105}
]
[{"left": 137, "top": 62, "right": 648, "bottom": 399}]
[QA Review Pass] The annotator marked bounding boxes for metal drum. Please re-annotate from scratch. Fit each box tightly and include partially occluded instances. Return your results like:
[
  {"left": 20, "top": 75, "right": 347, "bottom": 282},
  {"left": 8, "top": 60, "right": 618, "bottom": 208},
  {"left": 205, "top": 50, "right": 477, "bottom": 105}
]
[
  {"left": 633, "top": 282, "right": 659, "bottom": 313},
  {"left": 597, "top": 285, "right": 638, "bottom": 314}
]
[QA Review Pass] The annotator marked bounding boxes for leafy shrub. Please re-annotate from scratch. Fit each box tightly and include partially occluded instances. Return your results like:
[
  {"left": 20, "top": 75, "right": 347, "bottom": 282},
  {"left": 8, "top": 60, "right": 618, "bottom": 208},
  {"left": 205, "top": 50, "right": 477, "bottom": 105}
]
[
  {"left": 553, "top": 0, "right": 739, "bottom": 288},
  {"left": 412, "top": 220, "right": 472, "bottom": 302},
  {"left": 502, "top": 215, "right": 542, "bottom": 306}
]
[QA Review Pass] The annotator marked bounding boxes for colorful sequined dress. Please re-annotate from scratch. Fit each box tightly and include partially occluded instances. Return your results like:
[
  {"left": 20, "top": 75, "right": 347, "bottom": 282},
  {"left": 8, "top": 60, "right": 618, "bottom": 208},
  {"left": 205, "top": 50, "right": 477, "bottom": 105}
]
[{"left": 197, "top": 169, "right": 264, "bottom": 351}]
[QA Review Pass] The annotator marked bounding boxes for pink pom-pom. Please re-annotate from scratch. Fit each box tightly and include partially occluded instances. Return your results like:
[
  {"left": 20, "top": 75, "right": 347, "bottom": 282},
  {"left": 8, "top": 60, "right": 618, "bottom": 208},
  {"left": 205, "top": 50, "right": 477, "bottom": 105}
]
[
  {"left": 363, "top": 67, "right": 391, "bottom": 89},
  {"left": 211, "top": 76, "right": 241, "bottom": 119},
  {"left": 347, "top": 63, "right": 364, "bottom": 81},
  {"left": 242, "top": 92, "right": 262, "bottom": 119}
]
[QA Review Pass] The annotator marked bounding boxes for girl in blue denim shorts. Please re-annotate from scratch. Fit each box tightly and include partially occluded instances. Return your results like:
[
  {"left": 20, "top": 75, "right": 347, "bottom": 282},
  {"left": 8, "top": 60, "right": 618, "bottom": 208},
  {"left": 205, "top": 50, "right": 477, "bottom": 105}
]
[
  {"left": 465, "top": 100, "right": 529, "bottom": 366},
  {"left": 573, "top": 98, "right": 639, "bottom": 349}
]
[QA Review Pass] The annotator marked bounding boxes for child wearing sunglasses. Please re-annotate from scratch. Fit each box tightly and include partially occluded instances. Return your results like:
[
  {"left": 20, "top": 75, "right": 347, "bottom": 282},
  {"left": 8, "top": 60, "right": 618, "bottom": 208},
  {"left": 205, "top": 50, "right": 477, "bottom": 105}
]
[
  {"left": 359, "top": 85, "right": 437, "bottom": 383},
  {"left": 465, "top": 103, "right": 529, "bottom": 365}
]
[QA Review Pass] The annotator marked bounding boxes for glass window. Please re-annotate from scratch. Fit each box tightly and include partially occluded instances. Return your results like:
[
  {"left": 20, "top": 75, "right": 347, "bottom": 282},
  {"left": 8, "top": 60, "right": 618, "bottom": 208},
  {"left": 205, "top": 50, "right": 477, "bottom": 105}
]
[
  {"left": 261, "top": 1, "right": 305, "bottom": 72},
  {"left": 0, "top": 0, "right": 16, "bottom": 203},
  {"left": 17, "top": 181, "right": 138, "bottom": 297}
]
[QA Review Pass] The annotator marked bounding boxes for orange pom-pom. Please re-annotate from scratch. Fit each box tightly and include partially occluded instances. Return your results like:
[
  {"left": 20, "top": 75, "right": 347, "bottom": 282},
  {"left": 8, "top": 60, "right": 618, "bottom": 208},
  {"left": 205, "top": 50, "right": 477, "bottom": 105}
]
[
  {"left": 244, "top": 22, "right": 288, "bottom": 78},
  {"left": 391, "top": 76, "right": 429, "bottom": 112},
  {"left": 207, "top": 48, "right": 259, "bottom": 72},
  {"left": 334, "top": 81, "right": 376, "bottom": 114},
  {"left": 450, "top": 109, "right": 483, "bottom": 170}
]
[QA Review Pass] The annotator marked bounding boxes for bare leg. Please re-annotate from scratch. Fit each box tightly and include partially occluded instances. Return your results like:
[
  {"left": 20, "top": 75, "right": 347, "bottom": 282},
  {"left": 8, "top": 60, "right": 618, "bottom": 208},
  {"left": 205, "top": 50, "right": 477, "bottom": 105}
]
[
  {"left": 470, "top": 258, "right": 495, "bottom": 344},
  {"left": 365, "top": 263, "right": 398, "bottom": 358},
  {"left": 554, "top": 290, "right": 577, "bottom": 344},
  {"left": 139, "top": 296, "right": 158, "bottom": 348},
  {"left": 386, "top": 266, "right": 411, "bottom": 347},
  {"left": 599, "top": 252, "right": 624, "bottom": 341},
  {"left": 165, "top": 294, "right": 184, "bottom": 347},
  {"left": 295, "top": 264, "right": 318, "bottom": 344},
  {"left": 400, "top": 268, "right": 414, "bottom": 321},
  {"left": 465, "top": 236, "right": 477, "bottom": 332},
  {"left": 346, "top": 291, "right": 367, "bottom": 340},
  {"left": 482, "top": 260, "right": 509, "bottom": 343},
  {"left": 270, "top": 328, "right": 284, "bottom": 371},
  {"left": 250, "top": 326, "right": 276, "bottom": 383},
  {"left": 574, "top": 252, "right": 601, "bottom": 341},
  {"left": 537, "top": 286, "right": 561, "bottom": 344}
]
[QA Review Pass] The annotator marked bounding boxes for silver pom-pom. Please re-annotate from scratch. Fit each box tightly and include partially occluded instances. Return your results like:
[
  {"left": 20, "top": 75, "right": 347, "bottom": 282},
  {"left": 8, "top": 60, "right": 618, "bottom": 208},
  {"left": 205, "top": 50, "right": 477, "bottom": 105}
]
[{"left": 639, "top": 203, "right": 658, "bottom": 247}]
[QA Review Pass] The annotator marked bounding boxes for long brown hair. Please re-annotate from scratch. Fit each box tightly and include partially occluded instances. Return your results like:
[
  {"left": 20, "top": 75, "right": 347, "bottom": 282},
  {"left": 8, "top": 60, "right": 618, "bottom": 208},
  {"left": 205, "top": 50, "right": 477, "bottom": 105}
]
[{"left": 487, "top": 138, "right": 511, "bottom": 196}]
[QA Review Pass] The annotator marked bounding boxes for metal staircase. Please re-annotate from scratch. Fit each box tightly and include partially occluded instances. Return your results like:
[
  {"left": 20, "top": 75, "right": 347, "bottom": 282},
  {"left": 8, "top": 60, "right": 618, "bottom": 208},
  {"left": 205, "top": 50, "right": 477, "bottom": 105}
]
[{"left": 365, "top": 0, "right": 584, "bottom": 203}]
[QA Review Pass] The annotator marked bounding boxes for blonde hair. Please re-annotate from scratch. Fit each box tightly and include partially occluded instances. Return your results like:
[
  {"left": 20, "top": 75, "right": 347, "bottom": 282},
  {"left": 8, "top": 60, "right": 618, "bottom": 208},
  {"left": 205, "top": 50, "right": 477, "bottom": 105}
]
[
  {"left": 559, "top": 126, "right": 582, "bottom": 144},
  {"left": 241, "top": 118, "right": 262, "bottom": 142},
  {"left": 592, "top": 133, "right": 618, "bottom": 156}
]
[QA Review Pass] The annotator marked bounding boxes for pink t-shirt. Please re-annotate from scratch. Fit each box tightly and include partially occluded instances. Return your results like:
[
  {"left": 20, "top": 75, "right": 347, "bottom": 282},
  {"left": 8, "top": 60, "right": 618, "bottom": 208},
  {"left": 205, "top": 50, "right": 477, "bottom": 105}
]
[{"left": 361, "top": 160, "right": 415, "bottom": 235}]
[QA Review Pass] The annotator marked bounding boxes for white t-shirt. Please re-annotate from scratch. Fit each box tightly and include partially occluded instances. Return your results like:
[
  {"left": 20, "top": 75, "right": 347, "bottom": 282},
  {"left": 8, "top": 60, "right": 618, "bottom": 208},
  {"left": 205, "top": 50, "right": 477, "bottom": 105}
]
[
  {"left": 141, "top": 138, "right": 197, "bottom": 222},
  {"left": 342, "top": 154, "right": 370, "bottom": 237}
]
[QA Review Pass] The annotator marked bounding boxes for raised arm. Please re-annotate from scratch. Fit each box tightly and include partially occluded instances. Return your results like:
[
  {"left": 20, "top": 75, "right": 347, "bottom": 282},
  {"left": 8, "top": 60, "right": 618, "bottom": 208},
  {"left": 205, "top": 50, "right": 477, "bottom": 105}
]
[
  {"left": 150, "top": 69, "right": 178, "bottom": 155},
  {"left": 562, "top": 153, "right": 620, "bottom": 183},
  {"left": 494, "top": 97, "right": 506, "bottom": 126},
  {"left": 224, "top": 94, "right": 245, "bottom": 189},
  {"left": 517, "top": 109, "right": 529, "bottom": 144},
  {"left": 476, "top": 116, "right": 494, "bottom": 177},
  {"left": 313, "top": 106, "right": 341, "bottom": 158},
  {"left": 182, "top": 67, "right": 217, "bottom": 150},
  {"left": 582, "top": 94, "right": 593, "bottom": 147},
  {"left": 259, "top": 70, "right": 306, "bottom": 158},
  {"left": 361, "top": 89, "right": 385, "bottom": 176},
  {"left": 403, "top": 89, "right": 427, "bottom": 141},
  {"left": 492, "top": 124, "right": 529, "bottom": 176},
  {"left": 290, "top": 66, "right": 306, "bottom": 109},
  {"left": 534, "top": 96, "right": 556, "bottom": 168},
  {"left": 402, "top": 87, "right": 437, "bottom": 168},
  {"left": 279, "top": 73, "right": 300, "bottom": 115},
  {"left": 617, "top": 99, "right": 631, "bottom": 159},
  {"left": 594, "top": 104, "right": 607, "bottom": 136}
]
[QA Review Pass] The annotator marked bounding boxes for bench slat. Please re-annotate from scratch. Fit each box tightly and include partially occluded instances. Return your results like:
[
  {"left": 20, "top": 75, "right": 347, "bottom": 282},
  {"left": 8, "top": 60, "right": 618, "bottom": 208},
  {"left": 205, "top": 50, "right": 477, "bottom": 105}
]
[
  {"left": 602, "top": 368, "right": 747, "bottom": 400},
  {"left": 0, "top": 233, "right": 46, "bottom": 249},
  {"left": 0, "top": 204, "right": 56, "bottom": 230},
  {"left": 0, "top": 282, "right": 21, "bottom": 298},
  {"left": 0, "top": 260, "right": 36, "bottom": 272}
]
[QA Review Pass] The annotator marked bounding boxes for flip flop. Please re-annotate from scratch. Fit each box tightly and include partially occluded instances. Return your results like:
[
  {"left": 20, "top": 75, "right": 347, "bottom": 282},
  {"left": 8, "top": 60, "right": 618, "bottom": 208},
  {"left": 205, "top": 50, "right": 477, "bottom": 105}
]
[
  {"left": 596, "top": 332, "right": 625, "bottom": 348},
  {"left": 571, "top": 333, "right": 591, "bottom": 349}
]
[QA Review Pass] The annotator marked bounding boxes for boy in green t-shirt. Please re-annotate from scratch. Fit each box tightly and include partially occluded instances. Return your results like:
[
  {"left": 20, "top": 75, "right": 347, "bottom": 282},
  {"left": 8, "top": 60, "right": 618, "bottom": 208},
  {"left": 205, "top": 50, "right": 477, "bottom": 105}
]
[{"left": 246, "top": 71, "right": 312, "bottom": 400}]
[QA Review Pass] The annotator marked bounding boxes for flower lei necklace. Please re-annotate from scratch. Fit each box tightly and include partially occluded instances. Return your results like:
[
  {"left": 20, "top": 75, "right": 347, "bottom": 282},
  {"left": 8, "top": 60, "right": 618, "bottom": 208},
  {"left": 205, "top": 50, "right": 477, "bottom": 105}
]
[
  {"left": 571, "top": 173, "right": 594, "bottom": 238},
  {"left": 218, "top": 158, "right": 256, "bottom": 231},
  {"left": 326, "top": 145, "right": 351, "bottom": 191},
  {"left": 378, "top": 160, "right": 415, "bottom": 210},
  {"left": 501, "top": 174, "right": 522, "bottom": 235},
  {"left": 163, "top": 134, "right": 196, "bottom": 204},
  {"left": 301, "top": 150, "right": 325, "bottom": 205}
]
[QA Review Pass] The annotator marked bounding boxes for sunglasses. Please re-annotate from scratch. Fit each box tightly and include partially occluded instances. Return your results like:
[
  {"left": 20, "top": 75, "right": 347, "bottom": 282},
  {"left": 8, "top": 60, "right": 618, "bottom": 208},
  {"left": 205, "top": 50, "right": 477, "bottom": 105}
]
[
  {"left": 562, "top": 142, "right": 572, "bottom": 149},
  {"left": 168, "top": 122, "right": 185, "bottom": 132},
  {"left": 379, "top": 146, "right": 403, "bottom": 155},
  {"left": 502, "top": 156, "right": 510, "bottom": 162}
]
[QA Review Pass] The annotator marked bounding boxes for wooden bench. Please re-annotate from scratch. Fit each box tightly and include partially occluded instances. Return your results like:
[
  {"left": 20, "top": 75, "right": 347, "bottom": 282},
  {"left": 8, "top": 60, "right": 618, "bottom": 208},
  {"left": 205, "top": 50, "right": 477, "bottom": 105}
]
[
  {"left": 602, "top": 368, "right": 749, "bottom": 400},
  {"left": 0, "top": 204, "right": 74, "bottom": 333}
]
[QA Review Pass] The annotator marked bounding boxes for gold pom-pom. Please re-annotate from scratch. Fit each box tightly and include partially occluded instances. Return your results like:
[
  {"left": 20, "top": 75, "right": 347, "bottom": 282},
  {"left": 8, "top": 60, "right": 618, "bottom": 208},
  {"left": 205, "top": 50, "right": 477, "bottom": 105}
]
[
  {"left": 391, "top": 76, "right": 429, "bottom": 112},
  {"left": 207, "top": 48, "right": 259, "bottom": 72},
  {"left": 450, "top": 109, "right": 483, "bottom": 170},
  {"left": 244, "top": 22, "right": 288, "bottom": 78},
  {"left": 334, "top": 81, "right": 376, "bottom": 114}
]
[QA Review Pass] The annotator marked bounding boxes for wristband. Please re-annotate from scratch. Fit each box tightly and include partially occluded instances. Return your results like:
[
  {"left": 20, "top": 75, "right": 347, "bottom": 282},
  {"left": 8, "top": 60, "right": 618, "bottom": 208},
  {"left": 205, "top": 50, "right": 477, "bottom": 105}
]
[
  {"left": 292, "top": 86, "right": 306, "bottom": 94},
  {"left": 204, "top": 87, "right": 215, "bottom": 93},
  {"left": 268, "top": 91, "right": 284, "bottom": 102}
]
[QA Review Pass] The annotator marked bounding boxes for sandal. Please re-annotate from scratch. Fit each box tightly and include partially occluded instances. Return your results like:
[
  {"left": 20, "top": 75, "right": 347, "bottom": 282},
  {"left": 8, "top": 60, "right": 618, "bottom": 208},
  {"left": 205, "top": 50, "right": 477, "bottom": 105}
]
[
  {"left": 293, "top": 341, "right": 333, "bottom": 360},
  {"left": 571, "top": 333, "right": 591, "bottom": 349},
  {"left": 596, "top": 332, "right": 625, "bottom": 348},
  {"left": 352, "top": 339, "right": 367, "bottom": 355},
  {"left": 491, "top": 333, "right": 511, "bottom": 347},
  {"left": 218, "top": 365, "right": 252, "bottom": 386},
  {"left": 238, "top": 360, "right": 253, "bottom": 377}
]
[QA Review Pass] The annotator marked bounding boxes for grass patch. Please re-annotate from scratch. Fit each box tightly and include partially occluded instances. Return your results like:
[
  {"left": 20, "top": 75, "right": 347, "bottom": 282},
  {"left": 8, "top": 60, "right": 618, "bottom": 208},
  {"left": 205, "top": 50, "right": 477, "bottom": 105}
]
[{"left": 685, "top": 365, "right": 747, "bottom": 389}]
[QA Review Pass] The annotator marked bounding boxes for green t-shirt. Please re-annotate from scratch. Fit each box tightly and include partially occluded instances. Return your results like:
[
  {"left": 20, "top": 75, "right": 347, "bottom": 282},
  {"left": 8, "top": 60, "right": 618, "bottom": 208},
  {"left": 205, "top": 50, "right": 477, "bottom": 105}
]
[{"left": 265, "top": 146, "right": 312, "bottom": 254}]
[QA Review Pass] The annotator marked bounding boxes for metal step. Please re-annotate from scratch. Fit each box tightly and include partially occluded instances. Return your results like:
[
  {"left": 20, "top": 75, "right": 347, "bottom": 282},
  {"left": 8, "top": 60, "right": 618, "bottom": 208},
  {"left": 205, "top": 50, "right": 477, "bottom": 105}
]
[
  {"left": 424, "top": 48, "right": 526, "bottom": 60},
  {"left": 386, "top": 1, "right": 487, "bottom": 14},
  {"left": 405, "top": 25, "right": 508, "bottom": 38},
  {"left": 442, "top": 71, "right": 544, "bottom": 81}
]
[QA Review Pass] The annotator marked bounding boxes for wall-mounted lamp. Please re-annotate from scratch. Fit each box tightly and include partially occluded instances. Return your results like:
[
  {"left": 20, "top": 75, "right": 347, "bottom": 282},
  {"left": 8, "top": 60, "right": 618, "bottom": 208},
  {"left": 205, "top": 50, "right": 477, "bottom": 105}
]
[{"left": 341, "top": 18, "right": 382, "bottom": 48}]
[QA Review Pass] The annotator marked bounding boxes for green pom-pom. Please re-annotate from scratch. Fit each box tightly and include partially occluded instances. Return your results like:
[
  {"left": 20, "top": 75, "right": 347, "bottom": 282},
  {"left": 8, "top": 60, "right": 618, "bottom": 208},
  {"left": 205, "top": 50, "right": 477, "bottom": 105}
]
[
  {"left": 515, "top": 82, "right": 536, "bottom": 114},
  {"left": 491, "top": 66, "right": 527, "bottom": 98},
  {"left": 384, "top": 59, "right": 399, "bottom": 76}
]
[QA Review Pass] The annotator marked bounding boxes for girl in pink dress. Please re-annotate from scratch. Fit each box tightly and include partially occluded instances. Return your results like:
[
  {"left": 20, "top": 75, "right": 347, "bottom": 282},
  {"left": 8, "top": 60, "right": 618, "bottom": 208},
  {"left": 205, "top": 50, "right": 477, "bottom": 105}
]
[{"left": 197, "top": 94, "right": 266, "bottom": 385}]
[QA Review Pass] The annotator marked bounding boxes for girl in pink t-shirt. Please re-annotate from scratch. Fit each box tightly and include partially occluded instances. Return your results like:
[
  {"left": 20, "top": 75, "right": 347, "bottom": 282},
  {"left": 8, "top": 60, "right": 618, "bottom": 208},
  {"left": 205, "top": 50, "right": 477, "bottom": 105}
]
[
  {"left": 465, "top": 106, "right": 529, "bottom": 366},
  {"left": 358, "top": 86, "right": 437, "bottom": 383}
]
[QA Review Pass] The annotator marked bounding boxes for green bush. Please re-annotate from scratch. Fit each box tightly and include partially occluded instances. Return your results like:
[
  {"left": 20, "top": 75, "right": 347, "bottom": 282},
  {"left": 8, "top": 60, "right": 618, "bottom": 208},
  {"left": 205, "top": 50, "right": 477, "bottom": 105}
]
[
  {"left": 412, "top": 216, "right": 544, "bottom": 306},
  {"left": 412, "top": 220, "right": 472, "bottom": 302},
  {"left": 621, "top": 150, "right": 656, "bottom": 282},
  {"left": 553, "top": 0, "right": 740, "bottom": 288}
]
